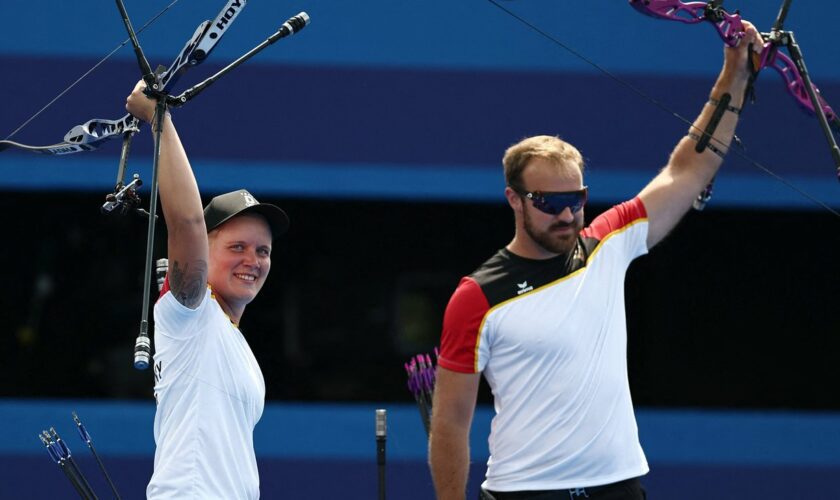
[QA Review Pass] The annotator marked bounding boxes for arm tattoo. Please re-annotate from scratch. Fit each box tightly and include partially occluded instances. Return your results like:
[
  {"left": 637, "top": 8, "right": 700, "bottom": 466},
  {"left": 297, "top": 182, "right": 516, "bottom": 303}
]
[{"left": 169, "top": 259, "right": 208, "bottom": 308}]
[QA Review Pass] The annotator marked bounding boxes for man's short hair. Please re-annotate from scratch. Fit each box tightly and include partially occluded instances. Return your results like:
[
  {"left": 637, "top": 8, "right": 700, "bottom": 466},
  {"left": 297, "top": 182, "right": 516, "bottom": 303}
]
[{"left": 502, "top": 135, "right": 585, "bottom": 188}]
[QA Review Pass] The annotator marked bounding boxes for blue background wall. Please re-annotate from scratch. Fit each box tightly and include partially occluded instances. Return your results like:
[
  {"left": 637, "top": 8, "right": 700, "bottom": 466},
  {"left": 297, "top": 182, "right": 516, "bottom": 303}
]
[
  {"left": 1, "top": 0, "right": 838, "bottom": 207},
  {"left": 3, "top": 401, "right": 840, "bottom": 499}
]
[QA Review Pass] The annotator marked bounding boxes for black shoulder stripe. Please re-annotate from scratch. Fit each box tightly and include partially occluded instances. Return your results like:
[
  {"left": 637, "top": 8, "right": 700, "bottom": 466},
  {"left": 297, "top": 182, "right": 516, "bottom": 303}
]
[{"left": 469, "top": 239, "right": 599, "bottom": 307}]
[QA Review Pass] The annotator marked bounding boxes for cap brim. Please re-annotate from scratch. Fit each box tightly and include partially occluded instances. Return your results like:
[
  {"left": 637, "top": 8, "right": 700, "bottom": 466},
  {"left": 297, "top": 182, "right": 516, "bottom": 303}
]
[
  {"left": 207, "top": 203, "right": 290, "bottom": 239},
  {"left": 240, "top": 204, "right": 290, "bottom": 238}
]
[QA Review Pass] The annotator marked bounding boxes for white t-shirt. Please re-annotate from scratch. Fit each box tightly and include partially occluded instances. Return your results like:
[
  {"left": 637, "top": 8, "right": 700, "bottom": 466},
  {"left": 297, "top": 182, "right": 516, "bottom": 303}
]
[
  {"left": 439, "top": 199, "right": 650, "bottom": 491},
  {"left": 147, "top": 287, "right": 265, "bottom": 499}
]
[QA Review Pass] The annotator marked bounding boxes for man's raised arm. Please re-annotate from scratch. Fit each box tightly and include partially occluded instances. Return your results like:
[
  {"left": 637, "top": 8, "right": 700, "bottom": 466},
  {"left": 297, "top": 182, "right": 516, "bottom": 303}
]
[{"left": 639, "top": 21, "right": 764, "bottom": 248}]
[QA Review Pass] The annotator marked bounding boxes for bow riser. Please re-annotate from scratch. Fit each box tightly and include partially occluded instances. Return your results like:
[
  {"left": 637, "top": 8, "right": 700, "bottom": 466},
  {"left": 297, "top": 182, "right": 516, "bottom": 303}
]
[
  {"left": 157, "top": 21, "right": 212, "bottom": 92},
  {"left": 65, "top": 115, "right": 140, "bottom": 145}
]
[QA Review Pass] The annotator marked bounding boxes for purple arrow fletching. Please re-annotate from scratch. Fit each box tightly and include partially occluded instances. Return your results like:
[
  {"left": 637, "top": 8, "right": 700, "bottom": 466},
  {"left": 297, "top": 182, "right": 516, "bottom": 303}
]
[
  {"left": 424, "top": 369, "right": 435, "bottom": 392},
  {"left": 406, "top": 349, "right": 441, "bottom": 398},
  {"left": 424, "top": 353, "right": 437, "bottom": 389}
]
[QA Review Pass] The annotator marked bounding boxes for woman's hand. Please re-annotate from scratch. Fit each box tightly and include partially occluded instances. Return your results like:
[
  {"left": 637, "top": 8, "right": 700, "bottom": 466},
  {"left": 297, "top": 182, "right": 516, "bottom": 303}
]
[{"left": 125, "top": 80, "right": 157, "bottom": 123}]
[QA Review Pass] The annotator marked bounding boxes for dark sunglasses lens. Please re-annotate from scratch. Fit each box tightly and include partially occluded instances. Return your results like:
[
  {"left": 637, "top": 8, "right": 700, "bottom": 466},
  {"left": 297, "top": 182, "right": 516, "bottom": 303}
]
[{"left": 533, "top": 192, "right": 586, "bottom": 215}]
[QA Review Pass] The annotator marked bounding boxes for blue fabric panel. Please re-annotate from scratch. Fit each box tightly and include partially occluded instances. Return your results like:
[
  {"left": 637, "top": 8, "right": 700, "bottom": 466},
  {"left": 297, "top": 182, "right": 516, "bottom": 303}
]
[
  {"left": 2, "top": 1, "right": 839, "bottom": 208},
  {"left": 1, "top": 1, "right": 838, "bottom": 77},
  {"left": 4, "top": 400, "right": 840, "bottom": 465},
  {"left": 2, "top": 456, "right": 839, "bottom": 499}
]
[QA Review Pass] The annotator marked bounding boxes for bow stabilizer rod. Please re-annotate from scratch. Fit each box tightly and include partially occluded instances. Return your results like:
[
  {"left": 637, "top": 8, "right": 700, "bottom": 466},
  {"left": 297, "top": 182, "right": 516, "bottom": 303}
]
[
  {"left": 771, "top": 0, "right": 792, "bottom": 33},
  {"left": 115, "top": 0, "right": 156, "bottom": 86},
  {"left": 168, "top": 12, "right": 311, "bottom": 107}
]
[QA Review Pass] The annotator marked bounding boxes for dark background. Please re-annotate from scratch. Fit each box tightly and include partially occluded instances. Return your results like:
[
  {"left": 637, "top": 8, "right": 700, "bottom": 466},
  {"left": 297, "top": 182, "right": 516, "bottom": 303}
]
[{"left": 3, "top": 191, "right": 838, "bottom": 409}]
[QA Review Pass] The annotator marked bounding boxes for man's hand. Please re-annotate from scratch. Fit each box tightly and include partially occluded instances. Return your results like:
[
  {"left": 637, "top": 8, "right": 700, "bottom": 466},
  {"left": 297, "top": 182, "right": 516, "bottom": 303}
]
[{"left": 721, "top": 21, "right": 764, "bottom": 89}]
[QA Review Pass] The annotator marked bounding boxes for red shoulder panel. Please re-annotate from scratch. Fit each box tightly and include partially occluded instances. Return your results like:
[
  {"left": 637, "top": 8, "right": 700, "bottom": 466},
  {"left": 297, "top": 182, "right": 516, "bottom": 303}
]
[
  {"left": 582, "top": 197, "right": 647, "bottom": 240},
  {"left": 438, "top": 277, "right": 490, "bottom": 374},
  {"left": 157, "top": 275, "right": 170, "bottom": 302}
]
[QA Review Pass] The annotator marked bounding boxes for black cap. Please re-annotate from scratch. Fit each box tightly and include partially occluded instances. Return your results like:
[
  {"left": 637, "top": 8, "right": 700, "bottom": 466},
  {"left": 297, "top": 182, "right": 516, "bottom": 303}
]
[{"left": 203, "top": 189, "right": 289, "bottom": 239}]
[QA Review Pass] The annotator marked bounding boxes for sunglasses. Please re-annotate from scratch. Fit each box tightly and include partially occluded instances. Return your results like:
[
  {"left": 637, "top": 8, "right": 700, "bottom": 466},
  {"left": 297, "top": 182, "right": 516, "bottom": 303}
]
[{"left": 511, "top": 186, "right": 588, "bottom": 215}]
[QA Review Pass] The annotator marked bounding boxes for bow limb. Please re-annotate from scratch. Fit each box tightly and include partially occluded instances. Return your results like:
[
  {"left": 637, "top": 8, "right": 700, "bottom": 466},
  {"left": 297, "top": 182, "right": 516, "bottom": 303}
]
[
  {"left": 0, "top": 116, "right": 139, "bottom": 155},
  {"left": 0, "top": 140, "right": 97, "bottom": 156},
  {"left": 760, "top": 46, "right": 839, "bottom": 132},
  {"left": 628, "top": 0, "right": 709, "bottom": 23},
  {"left": 629, "top": 0, "right": 745, "bottom": 46}
]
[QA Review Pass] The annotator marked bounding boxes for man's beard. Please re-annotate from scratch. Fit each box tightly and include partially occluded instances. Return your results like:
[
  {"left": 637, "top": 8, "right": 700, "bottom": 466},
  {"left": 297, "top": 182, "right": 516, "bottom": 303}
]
[{"left": 522, "top": 208, "right": 582, "bottom": 255}]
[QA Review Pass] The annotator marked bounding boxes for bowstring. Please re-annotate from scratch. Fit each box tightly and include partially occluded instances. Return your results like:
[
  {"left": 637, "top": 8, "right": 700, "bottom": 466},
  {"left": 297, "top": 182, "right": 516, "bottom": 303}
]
[
  {"left": 3, "top": 0, "right": 181, "bottom": 142},
  {"left": 485, "top": 0, "right": 840, "bottom": 218}
]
